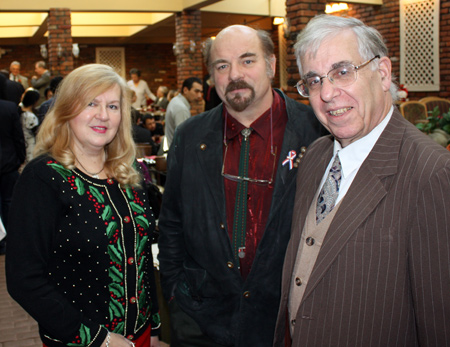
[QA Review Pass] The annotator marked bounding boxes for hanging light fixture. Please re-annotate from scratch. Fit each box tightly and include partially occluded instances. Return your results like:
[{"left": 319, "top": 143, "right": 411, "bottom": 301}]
[
  {"left": 72, "top": 43, "right": 80, "bottom": 58},
  {"left": 40, "top": 44, "right": 48, "bottom": 59}
]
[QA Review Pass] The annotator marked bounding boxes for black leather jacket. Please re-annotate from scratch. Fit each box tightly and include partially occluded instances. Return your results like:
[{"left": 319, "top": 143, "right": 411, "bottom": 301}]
[{"left": 158, "top": 89, "right": 326, "bottom": 346}]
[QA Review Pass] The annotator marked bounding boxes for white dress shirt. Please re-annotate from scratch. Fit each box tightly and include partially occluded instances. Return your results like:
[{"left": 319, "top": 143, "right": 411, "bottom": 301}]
[{"left": 319, "top": 106, "right": 394, "bottom": 204}]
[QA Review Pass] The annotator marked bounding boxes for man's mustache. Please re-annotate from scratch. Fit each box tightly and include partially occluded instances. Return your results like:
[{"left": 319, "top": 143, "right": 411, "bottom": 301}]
[{"left": 225, "top": 80, "right": 253, "bottom": 94}]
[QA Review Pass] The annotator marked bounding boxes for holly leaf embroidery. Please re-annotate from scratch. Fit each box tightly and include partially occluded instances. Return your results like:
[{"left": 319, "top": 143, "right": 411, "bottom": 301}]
[
  {"left": 106, "top": 221, "right": 118, "bottom": 238},
  {"left": 109, "top": 282, "right": 125, "bottom": 297},
  {"left": 130, "top": 201, "right": 145, "bottom": 214},
  {"left": 137, "top": 236, "right": 148, "bottom": 256},
  {"left": 108, "top": 266, "right": 122, "bottom": 282},
  {"left": 90, "top": 186, "right": 105, "bottom": 203},
  {"left": 74, "top": 177, "right": 85, "bottom": 195},
  {"left": 135, "top": 215, "right": 149, "bottom": 230},
  {"left": 67, "top": 324, "right": 91, "bottom": 346},
  {"left": 102, "top": 205, "right": 113, "bottom": 221},
  {"left": 114, "top": 321, "right": 125, "bottom": 334},
  {"left": 47, "top": 163, "right": 72, "bottom": 179},
  {"left": 107, "top": 244, "right": 123, "bottom": 263}
]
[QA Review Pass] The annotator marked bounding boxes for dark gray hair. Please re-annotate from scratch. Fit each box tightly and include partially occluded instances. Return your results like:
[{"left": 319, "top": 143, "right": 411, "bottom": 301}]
[{"left": 295, "top": 15, "right": 398, "bottom": 100}]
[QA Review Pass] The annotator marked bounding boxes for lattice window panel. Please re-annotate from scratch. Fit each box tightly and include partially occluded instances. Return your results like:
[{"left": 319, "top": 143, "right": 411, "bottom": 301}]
[
  {"left": 400, "top": 0, "right": 440, "bottom": 91},
  {"left": 95, "top": 47, "right": 126, "bottom": 79}
]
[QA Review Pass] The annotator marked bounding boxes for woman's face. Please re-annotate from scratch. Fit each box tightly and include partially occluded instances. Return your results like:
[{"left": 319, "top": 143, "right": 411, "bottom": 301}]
[
  {"left": 131, "top": 73, "right": 140, "bottom": 83},
  {"left": 69, "top": 84, "right": 122, "bottom": 156}
]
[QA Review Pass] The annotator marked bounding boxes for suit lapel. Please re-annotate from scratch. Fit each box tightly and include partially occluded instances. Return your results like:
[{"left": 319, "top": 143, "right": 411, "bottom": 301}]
[{"left": 301, "top": 110, "right": 405, "bottom": 304}]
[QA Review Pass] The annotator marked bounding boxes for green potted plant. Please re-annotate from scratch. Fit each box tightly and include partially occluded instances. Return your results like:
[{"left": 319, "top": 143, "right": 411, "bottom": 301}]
[{"left": 416, "top": 106, "right": 450, "bottom": 149}]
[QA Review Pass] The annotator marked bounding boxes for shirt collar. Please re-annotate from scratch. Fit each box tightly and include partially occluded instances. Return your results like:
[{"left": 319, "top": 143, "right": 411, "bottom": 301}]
[
  {"left": 224, "top": 90, "right": 283, "bottom": 141},
  {"left": 177, "top": 93, "right": 191, "bottom": 110},
  {"left": 333, "top": 106, "right": 394, "bottom": 179}
]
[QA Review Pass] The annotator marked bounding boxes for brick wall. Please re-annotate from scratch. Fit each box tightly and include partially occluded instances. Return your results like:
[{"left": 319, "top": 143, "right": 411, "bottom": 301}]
[
  {"left": 0, "top": 43, "right": 178, "bottom": 95},
  {"left": 48, "top": 8, "right": 73, "bottom": 76},
  {"left": 174, "top": 10, "right": 204, "bottom": 115},
  {"left": 285, "top": 0, "right": 327, "bottom": 103}
]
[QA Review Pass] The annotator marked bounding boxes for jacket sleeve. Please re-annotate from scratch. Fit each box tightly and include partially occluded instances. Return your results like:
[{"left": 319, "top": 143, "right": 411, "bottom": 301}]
[
  {"left": 5, "top": 163, "right": 107, "bottom": 347},
  {"left": 157, "top": 130, "right": 186, "bottom": 302},
  {"left": 31, "top": 72, "right": 50, "bottom": 89},
  {"left": 11, "top": 105, "right": 26, "bottom": 164}
]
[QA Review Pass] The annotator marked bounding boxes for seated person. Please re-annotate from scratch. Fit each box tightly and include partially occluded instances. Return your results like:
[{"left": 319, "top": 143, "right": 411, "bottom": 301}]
[
  {"left": 143, "top": 114, "right": 164, "bottom": 144},
  {"left": 131, "top": 108, "right": 158, "bottom": 154},
  {"left": 154, "top": 86, "right": 169, "bottom": 110}
]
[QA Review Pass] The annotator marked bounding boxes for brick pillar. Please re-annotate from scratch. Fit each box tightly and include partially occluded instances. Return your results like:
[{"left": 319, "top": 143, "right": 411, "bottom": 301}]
[
  {"left": 285, "top": 0, "right": 326, "bottom": 102},
  {"left": 175, "top": 10, "right": 203, "bottom": 115},
  {"left": 48, "top": 8, "right": 73, "bottom": 76}
]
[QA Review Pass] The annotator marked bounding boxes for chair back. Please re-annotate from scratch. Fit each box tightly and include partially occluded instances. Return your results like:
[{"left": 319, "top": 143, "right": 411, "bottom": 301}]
[
  {"left": 136, "top": 143, "right": 153, "bottom": 158},
  {"left": 399, "top": 100, "right": 428, "bottom": 124},
  {"left": 419, "top": 97, "right": 450, "bottom": 116}
]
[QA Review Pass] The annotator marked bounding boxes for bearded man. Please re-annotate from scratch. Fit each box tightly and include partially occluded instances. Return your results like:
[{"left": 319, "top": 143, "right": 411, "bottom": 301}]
[{"left": 158, "top": 25, "right": 326, "bottom": 347}]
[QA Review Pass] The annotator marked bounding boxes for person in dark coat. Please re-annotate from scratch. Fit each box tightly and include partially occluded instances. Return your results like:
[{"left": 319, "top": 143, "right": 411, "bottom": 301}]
[
  {"left": 158, "top": 25, "right": 326, "bottom": 347},
  {"left": 0, "top": 73, "right": 26, "bottom": 254}
]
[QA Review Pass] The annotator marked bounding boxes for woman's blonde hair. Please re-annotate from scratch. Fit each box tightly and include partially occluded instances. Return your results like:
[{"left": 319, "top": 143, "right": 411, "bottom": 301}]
[{"left": 35, "top": 64, "right": 141, "bottom": 186}]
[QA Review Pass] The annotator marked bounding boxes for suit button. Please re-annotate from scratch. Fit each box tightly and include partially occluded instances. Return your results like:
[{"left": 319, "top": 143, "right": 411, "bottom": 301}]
[
  {"left": 130, "top": 297, "right": 136, "bottom": 304},
  {"left": 243, "top": 291, "right": 250, "bottom": 298},
  {"left": 291, "top": 319, "right": 296, "bottom": 326},
  {"left": 227, "top": 261, "right": 234, "bottom": 269},
  {"left": 127, "top": 335, "right": 134, "bottom": 340},
  {"left": 295, "top": 277, "right": 302, "bottom": 286},
  {"left": 124, "top": 216, "right": 131, "bottom": 223},
  {"left": 306, "top": 237, "right": 315, "bottom": 246},
  {"left": 200, "top": 144, "right": 207, "bottom": 150},
  {"left": 220, "top": 223, "right": 225, "bottom": 229},
  {"left": 127, "top": 257, "right": 134, "bottom": 265}
]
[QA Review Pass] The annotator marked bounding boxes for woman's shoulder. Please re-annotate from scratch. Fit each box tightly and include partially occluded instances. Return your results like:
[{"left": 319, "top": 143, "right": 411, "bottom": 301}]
[{"left": 23, "top": 155, "right": 70, "bottom": 179}]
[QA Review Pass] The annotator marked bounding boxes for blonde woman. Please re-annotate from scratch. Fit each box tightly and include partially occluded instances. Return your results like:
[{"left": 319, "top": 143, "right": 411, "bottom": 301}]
[{"left": 6, "top": 64, "right": 161, "bottom": 347}]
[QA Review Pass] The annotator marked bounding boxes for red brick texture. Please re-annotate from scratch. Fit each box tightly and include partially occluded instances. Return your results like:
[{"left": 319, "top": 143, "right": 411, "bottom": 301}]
[{"left": 48, "top": 8, "right": 73, "bottom": 76}]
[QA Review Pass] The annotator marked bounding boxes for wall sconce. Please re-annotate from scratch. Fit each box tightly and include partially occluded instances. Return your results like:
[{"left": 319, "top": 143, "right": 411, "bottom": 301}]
[
  {"left": 72, "top": 43, "right": 80, "bottom": 58},
  {"left": 189, "top": 40, "right": 196, "bottom": 54},
  {"left": 173, "top": 40, "right": 197, "bottom": 56},
  {"left": 57, "top": 44, "right": 63, "bottom": 58},
  {"left": 40, "top": 44, "right": 48, "bottom": 59},
  {"left": 325, "top": 3, "right": 349, "bottom": 13},
  {"left": 173, "top": 43, "right": 181, "bottom": 56}
]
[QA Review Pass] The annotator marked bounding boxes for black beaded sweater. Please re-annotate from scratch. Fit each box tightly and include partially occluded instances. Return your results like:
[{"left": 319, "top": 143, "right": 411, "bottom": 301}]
[{"left": 6, "top": 155, "right": 161, "bottom": 347}]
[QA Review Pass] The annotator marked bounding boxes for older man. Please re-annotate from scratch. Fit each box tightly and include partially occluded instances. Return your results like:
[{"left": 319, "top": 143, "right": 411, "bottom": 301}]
[
  {"left": 31, "top": 61, "right": 51, "bottom": 106},
  {"left": 9, "top": 61, "right": 29, "bottom": 89},
  {"left": 158, "top": 25, "right": 325, "bottom": 346},
  {"left": 273, "top": 15, "right": 450, "bottom": 346}
]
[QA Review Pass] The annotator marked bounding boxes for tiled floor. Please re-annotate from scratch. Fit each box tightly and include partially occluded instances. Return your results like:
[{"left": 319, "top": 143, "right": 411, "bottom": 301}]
[
  {"left": 0, "top": 255, "right": 169, "bottom": 347},
  {"left": 0, "top": 255, "right": 41, "bottom": 347}
]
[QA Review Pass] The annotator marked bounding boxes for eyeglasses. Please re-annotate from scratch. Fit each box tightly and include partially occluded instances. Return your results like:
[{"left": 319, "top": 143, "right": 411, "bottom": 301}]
[
  {"left": 295, "top": 55, "right": 380, "bottom": 97},
  {"left": 221, "top": 143, "right": 277, "bottom": 185}
]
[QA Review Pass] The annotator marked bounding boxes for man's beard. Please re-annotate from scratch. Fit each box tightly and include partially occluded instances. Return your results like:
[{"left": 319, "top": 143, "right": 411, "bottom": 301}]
[{"left": 225, "top": 80, "right": 255, "bottom": 112}]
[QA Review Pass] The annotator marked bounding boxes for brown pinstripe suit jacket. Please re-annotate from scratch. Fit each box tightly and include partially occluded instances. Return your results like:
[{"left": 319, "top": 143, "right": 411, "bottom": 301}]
[{"left": 274, "top": 109, "right": 450, "bottom": 346}]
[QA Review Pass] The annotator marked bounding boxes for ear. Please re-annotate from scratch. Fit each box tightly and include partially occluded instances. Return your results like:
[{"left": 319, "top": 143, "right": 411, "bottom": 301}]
[
  {"left": 269, "top": 54, "right": 277, "bottom": 78},
  {"left": 378, "top": 56, "right": 392, "bottom": 92}
]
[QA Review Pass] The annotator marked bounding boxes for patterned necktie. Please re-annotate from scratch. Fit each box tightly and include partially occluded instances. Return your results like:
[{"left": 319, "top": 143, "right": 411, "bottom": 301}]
[
  {"left": 232, "top": 128, "right": 252, "bottom": 263},
  {"left": 316, "top": 154, "right": 342, "bottom": 224}
]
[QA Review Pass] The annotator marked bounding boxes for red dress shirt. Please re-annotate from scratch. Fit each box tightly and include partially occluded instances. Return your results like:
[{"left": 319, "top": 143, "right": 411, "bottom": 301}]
[{"left": 223, "top": 91, "right": 288, "bottom": 279}]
